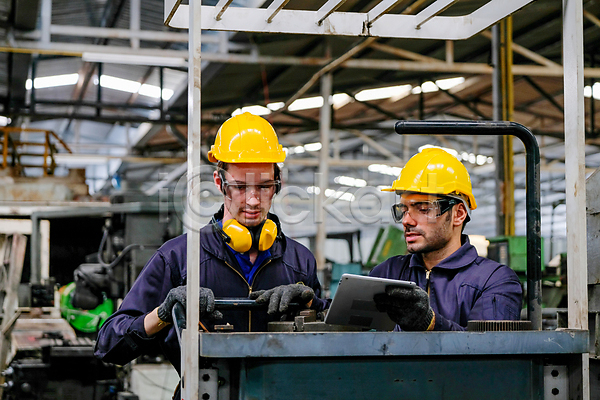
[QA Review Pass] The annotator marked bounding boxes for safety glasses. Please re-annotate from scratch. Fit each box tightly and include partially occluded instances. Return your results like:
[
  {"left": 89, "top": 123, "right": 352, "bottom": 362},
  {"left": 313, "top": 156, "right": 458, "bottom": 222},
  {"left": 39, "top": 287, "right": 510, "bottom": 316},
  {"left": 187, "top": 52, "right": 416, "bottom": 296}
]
[
  {"left": 222, "top": 180, "right": 280, "bottom": 199},
  {"left": 391, "top": 197, "right": 459, "bottom": 223}
]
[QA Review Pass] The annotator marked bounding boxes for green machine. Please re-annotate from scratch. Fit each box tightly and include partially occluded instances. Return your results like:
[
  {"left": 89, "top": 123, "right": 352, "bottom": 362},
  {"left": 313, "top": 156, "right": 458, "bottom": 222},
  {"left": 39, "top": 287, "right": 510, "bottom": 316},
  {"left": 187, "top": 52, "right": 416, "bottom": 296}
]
[
  {"left": 365, "top": 225, "right": 407, "bottom": 268},
  {"left": 487, "top": 236, "right": 545, "bottom": 276},
  {"left": 59, "top": 282, "right": 114, "bottom": 333}
]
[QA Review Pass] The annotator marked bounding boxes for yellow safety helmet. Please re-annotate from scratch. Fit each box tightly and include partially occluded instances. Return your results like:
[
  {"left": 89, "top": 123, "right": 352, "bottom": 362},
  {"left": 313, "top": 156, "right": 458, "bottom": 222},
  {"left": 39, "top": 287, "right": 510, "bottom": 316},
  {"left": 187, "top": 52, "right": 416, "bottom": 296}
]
[
  {"left": 382, "top": 148, "right": 477, "bottom": 210},
  {"left": 208, "top": 112, "right": 286, "bottom": 164}
]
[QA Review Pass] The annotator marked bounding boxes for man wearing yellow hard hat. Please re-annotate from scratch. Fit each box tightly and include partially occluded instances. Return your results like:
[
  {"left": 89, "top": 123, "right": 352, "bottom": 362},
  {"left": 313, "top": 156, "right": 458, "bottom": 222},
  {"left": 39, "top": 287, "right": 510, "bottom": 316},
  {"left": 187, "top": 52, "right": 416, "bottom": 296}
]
[
  {"left": 370, "top": 148, "right": 523, "bottom": 331},
  {"left": 95, "top": 113, "right": 328, "bottom": 388}
]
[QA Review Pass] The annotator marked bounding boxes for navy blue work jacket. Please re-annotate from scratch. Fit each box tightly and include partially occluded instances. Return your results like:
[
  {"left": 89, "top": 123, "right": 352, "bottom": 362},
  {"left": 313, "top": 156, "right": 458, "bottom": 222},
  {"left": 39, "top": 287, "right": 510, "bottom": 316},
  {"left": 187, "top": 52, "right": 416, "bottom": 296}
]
[
  {"left": 369, "top": 235, "right": 523, "bottom": 331},
  {"left": 94, "top": 212, "right": 328, "bottom": 375}
]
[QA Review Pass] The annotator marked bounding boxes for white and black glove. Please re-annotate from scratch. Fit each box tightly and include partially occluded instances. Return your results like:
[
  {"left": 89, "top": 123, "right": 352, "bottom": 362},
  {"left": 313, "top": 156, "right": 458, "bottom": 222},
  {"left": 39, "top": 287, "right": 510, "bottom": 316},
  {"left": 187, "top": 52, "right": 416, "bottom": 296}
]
[
  {"left": 157, "top": 285, "right": 223, "bottom": 323},
  {"left": 249, "top": 284, "right": 314, "bottom": 315}
]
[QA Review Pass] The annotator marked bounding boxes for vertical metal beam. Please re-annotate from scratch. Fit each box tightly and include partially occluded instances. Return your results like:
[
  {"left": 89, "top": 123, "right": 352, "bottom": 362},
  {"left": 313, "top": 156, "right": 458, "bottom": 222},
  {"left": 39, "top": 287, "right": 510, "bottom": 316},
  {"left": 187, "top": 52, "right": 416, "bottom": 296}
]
[
  {"left": 591, "top": 56, "right": 596, "bottom": 137},
  {"left": 183, "top": 0, "right": 201, "bottom": 399},
  {"left": 563, "top": 0, "right": 589, "bottom": 331},
  {"left": 315, "top": 73, "right": 332, "bottom": 270},
  {"left": 130, "top": 0, "right": 140, "bottom": 49},
  {"left": 445, "top": 40, "right": 453, "bottom": 63},
  {"left": 563, "top": 0, "right": 589, "bottom": 396},
  {"left": 96, "top": 63, "right": 103, "bottom": 117},
  {"left": 501, "top": 17, "right": 515, "bottom": 237},
  {"left": 492, "top": 19, "right": 515, "bottom": 237},
  {"left": 40, "top": 0, "right": 51, "bottom": 44}
]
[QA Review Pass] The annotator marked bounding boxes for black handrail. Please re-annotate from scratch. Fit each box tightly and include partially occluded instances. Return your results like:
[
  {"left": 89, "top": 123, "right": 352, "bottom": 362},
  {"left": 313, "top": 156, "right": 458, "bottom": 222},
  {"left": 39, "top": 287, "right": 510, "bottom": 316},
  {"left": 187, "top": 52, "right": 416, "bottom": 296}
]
[{"left": 394, "top": 120, "right": 542, "bottom": 330}]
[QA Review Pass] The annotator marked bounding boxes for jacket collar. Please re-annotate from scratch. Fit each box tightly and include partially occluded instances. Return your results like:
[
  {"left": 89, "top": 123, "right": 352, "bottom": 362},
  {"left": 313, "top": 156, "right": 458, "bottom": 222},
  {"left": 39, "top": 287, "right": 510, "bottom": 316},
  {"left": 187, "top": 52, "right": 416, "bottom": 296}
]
[{"left": 409, "top": 234, "right": 478, "bottom": 270}]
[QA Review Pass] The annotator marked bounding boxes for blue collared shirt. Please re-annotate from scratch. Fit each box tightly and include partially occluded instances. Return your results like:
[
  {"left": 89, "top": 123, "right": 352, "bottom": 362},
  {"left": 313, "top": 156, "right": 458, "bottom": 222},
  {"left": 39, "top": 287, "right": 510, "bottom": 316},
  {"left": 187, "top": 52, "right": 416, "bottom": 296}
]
[{"left": 231, "top": 248, "right": 271, "bottom": 284}]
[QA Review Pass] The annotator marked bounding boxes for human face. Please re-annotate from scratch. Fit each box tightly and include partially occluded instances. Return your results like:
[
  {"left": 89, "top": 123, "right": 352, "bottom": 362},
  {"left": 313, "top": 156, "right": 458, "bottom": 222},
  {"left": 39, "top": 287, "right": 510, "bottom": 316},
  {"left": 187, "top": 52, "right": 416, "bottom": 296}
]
[
  {"left": 396, "top": 193, "right": 456, "bottom": 255},
  {"left": 214, "top": 163, "right": 278, "bottom": 227}
]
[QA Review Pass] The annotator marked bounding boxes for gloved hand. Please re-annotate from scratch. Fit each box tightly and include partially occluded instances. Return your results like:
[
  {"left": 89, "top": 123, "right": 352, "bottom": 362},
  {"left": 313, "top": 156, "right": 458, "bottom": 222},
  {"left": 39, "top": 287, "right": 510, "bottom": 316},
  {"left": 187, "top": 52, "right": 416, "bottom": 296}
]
[
  {"left": 373, "top": 285, "right": 435, "bottom": 331},
  {"left": 157, "top": 285, "right": 223, "bottom": 323},
  {"left": 249, "top": 284, "right": 314, "bottom": 315}
]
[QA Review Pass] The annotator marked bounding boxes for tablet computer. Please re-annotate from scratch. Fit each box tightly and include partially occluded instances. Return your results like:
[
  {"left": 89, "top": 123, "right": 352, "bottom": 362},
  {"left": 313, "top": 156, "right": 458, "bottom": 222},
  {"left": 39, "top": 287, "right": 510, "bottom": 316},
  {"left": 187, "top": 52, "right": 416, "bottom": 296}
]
[{"left": 324, "top": 274, "right": 416, "bottom": 331}]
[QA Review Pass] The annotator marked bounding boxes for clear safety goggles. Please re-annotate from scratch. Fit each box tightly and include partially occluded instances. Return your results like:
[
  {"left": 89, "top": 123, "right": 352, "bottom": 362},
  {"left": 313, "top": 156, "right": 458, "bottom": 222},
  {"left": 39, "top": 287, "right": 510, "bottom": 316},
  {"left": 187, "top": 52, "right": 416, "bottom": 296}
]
[
  {"left": 222, "top": 180, "right": 280, "bottom": 199},
  {"left": 391, "top": 196, "right": 459, "bottom": 223}
]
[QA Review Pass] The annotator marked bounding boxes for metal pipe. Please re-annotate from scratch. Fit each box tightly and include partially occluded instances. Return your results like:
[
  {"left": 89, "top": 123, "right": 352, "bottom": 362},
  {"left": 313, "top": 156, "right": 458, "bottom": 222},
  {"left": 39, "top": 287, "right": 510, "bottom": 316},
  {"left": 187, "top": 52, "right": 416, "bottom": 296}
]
[
  {"left": 394, "top": 120, "right": 542, "bottom": 330},
  {"left": 316, "top": 72, "right": 332, "bottom": 270}
]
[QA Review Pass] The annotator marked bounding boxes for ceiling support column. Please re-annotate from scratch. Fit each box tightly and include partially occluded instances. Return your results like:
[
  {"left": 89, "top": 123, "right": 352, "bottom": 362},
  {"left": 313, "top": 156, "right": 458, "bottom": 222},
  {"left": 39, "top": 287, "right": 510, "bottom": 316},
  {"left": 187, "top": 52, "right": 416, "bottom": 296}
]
[
  {"left": 563, "top": 0, "right": 589, "bottom": 397},
  {"left": 315, "top": 72, "right": 332, "bottom": 270},
  {"left": 492, "top": 17, "right": 515, "bottom": 236}
]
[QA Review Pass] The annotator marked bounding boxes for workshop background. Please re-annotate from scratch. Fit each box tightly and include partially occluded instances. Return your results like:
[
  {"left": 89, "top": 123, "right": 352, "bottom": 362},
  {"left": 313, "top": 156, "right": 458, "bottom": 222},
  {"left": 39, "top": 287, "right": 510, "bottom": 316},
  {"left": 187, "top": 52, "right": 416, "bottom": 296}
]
[{"left": 0, "top": 0, "right": 597, "bottom": 399}]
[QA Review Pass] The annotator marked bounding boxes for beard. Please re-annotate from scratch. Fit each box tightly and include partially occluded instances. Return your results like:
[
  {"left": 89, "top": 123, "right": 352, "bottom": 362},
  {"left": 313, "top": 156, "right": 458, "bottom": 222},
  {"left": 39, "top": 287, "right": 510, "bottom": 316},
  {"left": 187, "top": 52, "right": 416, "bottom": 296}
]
[{"left": 405, "top": 213, "right": 452, "bottom": 254}]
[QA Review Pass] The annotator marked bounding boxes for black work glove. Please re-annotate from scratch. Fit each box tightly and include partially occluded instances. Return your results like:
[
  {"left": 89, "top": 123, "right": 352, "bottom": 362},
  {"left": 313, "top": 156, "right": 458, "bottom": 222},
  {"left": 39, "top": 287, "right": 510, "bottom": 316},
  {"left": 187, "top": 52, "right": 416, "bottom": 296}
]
[
  {"left": 156, "top": 285, "right": 223, "bottom": 323},
  {"left": 249, "top": 284, "right": 314, "bottom": 315},
  {"left": 373, "top": 285, "right": 435, "bottom": 331}
]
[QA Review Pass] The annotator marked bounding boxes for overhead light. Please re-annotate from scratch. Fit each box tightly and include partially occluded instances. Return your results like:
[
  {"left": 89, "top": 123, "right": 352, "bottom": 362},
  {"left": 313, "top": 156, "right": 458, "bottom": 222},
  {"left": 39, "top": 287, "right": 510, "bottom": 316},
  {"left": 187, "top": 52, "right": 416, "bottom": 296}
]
[
  {"left": 232, "top": 105, "right": 271, "bottom": 116},
  {"left": 267, "top": 102, "right": 284, "bottom": 111},
  {"left": 82, "top": 52, "right": 188, "bottom": 67},
  {"left": 332, "top": 93, "right": 352, "bottom": 109},
  {"left": 584, "top": 83, "right": 600, "bottom": 100},
  {"left": 436, "top": 77, "right": 465, "bottom": 90},
  {"left": 307, "top": 186, "right": 356, "bottom": 202},
  {"left": 334, "top": 175, "right": 367, "bottom": 188},
  {"left": 412, "top": 77, "right": 465, "bottom": 94},
  {"left": 355, "top": 84, "right": 412, "bottom": 102},
  {"left": 54, "top": 153, "right": 109, "bottom": 166},
  {"left": 25, "top": 73, "right": 79, "bottom": 90},
  {"left": 98, "top": 75, "right": 173, "bottom": 100},
  {"left": 304, "top": 142, "right": 322, "bottom": 151},
  {"left": 289, "top": 96, "right": 323, "bottom": 111},
  {"left": 411, "top": 81, "right": 439, "bottom": 94},
  {"left": 100, "top": 75, "right": 140, "bottom": 93},
  {"left": 418, "top": 145, "right": 493, "bottom": 166},
  {"left": 368, "top": 163, "right": 402, "bottom": 176},
  {"left": 0, "top": 116, "right": 10, "bottom": 126}
]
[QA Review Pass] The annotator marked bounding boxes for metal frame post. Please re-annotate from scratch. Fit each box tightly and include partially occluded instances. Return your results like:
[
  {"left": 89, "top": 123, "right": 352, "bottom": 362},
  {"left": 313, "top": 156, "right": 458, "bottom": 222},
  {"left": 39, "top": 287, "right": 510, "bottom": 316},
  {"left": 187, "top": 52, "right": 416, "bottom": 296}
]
[
  {"left": 183, "top": 0, "right": 202, "bottom": 399},
  {"left": 563, "top": 0, "right": 589, "bottom": 398},
  {"left": 315, "top": 73, "right": 332, "bottom": 270}
]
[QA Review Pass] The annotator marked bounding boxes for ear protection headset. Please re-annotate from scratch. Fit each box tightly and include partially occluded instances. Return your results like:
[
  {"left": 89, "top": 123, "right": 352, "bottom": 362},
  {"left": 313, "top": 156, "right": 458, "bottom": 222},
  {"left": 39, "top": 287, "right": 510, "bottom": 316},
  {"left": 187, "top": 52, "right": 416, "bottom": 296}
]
[{"left": 211, "top": 216, "right": 278, "bottom": 253}]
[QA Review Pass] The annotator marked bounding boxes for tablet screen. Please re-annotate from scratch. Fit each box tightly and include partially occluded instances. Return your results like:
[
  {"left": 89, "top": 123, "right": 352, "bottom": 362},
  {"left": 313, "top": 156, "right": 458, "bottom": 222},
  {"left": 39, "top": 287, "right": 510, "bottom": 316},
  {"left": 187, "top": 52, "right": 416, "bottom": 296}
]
[{"left": 324, "top": 274, "right": 416, "bottom": 331}]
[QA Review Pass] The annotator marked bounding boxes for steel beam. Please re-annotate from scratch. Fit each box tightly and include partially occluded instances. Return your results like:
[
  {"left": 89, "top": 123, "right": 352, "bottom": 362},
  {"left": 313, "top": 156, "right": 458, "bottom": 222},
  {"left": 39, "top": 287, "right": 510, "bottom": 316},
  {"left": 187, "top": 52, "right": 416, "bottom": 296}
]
[
  {"left": 166, "top": 0, "right": 536, "bottom": 41},
  {"left": 184, "top": 1, "right": 202, "bottom": 399},
  {"left": 315, "top": 73, "right": 332, "bottom": 271}
]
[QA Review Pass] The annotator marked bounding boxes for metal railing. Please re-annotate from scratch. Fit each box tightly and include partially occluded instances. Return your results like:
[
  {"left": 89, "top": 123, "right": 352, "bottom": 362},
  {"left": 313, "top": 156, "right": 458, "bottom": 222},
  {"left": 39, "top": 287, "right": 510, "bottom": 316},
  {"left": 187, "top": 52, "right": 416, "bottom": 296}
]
[{"left": 0, "top": 127, "right": 72, "bottom": 176}]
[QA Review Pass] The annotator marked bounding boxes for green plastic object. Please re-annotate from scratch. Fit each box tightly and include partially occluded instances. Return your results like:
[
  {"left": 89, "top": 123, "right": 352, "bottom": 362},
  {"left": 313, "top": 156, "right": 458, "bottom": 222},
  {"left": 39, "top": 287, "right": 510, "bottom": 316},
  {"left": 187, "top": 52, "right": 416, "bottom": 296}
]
[
  {"left": 59, "top": 282, "right": 114, "bottom": 333},
  {"left": 365, "top": 225, "right": 407, "bottom": 268},
  {"left": 486, "top": 236, "right": 545, "bottom": 274}
]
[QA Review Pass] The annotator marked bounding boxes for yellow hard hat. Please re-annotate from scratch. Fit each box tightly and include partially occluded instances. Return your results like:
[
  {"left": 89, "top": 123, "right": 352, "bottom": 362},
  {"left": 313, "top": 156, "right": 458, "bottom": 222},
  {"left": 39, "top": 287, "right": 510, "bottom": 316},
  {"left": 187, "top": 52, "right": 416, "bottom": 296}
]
[
  {"left": 208, "top": 112, "right": 286, "bottom": 163},
  {"left": 382, "top": 148, "right": 477, "bottom": 210}
]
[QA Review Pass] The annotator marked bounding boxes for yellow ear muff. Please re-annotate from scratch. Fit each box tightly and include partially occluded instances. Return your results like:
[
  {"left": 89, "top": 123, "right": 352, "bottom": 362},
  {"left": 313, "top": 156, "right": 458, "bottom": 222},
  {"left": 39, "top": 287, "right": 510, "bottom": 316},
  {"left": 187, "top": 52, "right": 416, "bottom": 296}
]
[
  {"left": 257, "top": 219, "right": 278, "bottom": 251},
  {"left": 222, "top": 219, "right": 252, "bottom": 253}
]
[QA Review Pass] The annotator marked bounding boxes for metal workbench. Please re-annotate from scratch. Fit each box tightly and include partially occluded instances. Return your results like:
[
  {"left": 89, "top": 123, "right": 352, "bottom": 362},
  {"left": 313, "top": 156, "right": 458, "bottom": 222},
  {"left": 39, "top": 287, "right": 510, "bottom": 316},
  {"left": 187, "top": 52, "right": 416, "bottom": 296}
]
[{"left": 192, "top": 330, "right": 588, "bottom": 400}]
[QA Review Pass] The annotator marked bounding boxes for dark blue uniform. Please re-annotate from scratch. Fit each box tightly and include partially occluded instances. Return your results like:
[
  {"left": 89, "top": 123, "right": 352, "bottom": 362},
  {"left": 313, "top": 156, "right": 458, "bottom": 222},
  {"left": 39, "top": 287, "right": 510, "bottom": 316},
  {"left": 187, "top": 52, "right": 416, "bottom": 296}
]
[
  {"left": 370, "top": 235, "right": 523, "bottom": 331},
  {"left": 94, "top": 212, "right": 328, "bottom": 375}
]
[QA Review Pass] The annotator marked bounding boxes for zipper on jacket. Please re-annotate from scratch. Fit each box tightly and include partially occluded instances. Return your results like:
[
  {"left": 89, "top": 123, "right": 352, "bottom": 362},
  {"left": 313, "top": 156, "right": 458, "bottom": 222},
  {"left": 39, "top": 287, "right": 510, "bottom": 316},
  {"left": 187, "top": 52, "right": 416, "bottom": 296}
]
[
  {"left": 247, "top": 259, "right": 273, "bottom": 332},
  {"left": 221, "top": 260, "right": 251, "bottom": 331},
  {"left": 425, "top": 269, "right": 431, "bottom": 295}
]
